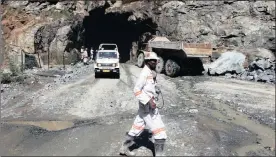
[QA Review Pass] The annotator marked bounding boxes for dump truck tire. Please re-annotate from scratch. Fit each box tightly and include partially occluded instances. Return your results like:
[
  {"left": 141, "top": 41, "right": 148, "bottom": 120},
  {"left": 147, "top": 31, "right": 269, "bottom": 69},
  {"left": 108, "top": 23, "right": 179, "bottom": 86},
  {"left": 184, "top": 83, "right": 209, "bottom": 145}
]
[
  {"left": 155, "top": 56, "right": 165, "bottom": 73},
  {"left": 165, "top": 59, "right": 180, "bottom": 77},
  {"left": 137, "top": 53, "right": 145, "bottom": 68}
]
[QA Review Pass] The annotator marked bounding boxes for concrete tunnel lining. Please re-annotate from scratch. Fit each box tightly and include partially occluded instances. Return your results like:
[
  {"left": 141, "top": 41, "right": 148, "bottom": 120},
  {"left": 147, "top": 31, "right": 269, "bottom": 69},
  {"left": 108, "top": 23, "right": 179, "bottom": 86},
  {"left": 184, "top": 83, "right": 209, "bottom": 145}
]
[{"left": 82, "top": 7, "right": 157, "bottom": 63}]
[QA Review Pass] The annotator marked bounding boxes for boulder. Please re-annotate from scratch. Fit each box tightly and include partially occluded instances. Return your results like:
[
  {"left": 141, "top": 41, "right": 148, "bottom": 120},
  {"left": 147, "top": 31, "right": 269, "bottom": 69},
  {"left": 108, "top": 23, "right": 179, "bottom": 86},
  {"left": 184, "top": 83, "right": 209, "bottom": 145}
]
[
  {"left": 257, "top": 72, "right": 274, "bottom": 83},
  {"left": 208, "top": 51, "right": 246, "bottom": 75},
  {"left": 249, "top": 58, "right": 272, "bottom": 71}
]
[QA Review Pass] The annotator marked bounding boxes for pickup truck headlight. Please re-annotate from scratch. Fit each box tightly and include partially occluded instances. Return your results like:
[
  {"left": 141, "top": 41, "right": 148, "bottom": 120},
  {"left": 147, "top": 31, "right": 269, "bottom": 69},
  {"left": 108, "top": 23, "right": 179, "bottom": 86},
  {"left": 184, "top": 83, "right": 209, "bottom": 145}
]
[{"left": 97, "top": 63, "right": 101, "bottom": 67}]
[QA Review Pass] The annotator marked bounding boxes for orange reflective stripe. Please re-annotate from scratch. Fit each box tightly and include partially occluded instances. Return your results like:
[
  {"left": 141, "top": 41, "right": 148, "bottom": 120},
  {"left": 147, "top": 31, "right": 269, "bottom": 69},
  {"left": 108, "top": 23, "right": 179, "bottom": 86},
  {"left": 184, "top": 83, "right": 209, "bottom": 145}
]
[
  {"left": 152, "top": 128, "right": 165, "bottom": 135},
  {"left": 134, "top": 91, "right": 142, "bottom": 96},
  {"left": 132, "top": 125, "right": 144, "bottom": 130}
]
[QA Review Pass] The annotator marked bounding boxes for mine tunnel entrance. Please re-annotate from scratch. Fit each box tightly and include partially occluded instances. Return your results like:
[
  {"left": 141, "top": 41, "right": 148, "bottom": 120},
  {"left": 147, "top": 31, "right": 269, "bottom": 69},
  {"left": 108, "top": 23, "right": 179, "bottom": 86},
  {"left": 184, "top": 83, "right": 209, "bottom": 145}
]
[{"left": 83, "top": 7, "right": 157, "bottom": 63}]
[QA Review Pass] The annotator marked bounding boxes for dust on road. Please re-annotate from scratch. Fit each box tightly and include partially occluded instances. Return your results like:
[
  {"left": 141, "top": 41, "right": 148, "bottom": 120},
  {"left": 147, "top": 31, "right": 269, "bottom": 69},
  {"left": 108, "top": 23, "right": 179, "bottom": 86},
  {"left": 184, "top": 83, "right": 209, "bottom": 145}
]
[{"left": 1, "top": 63, "right": 275, "bottom": 156}]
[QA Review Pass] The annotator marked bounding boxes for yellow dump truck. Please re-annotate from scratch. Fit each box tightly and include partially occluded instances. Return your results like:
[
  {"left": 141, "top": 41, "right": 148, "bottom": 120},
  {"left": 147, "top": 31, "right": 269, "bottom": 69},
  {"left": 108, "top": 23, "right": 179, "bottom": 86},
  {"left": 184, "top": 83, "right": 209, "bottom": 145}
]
[{"left": 136, "top": 36, "right": 213, "bottom": 77}]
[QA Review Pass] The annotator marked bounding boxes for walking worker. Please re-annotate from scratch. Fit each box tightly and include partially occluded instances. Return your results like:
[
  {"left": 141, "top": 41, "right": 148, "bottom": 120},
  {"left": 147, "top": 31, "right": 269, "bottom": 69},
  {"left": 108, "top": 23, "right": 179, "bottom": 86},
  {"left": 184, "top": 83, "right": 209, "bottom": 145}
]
[
  {"left": 80, "top": 46, "right": 85, "bottom": 53},
  {"left": 120, "top": 52, "right": 167, "bottom": 156},
  {"left": 90, "top": 47, "right": 94, "bottom": 60},
  {"left": 81, "top": 47, "right": 89, "bottom": 65}
]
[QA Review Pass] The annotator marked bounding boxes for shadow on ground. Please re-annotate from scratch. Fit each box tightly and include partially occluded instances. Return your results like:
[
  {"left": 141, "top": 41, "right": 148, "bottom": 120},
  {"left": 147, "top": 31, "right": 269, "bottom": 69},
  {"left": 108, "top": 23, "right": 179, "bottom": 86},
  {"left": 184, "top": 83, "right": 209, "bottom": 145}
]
[
  {"left": 95, "top": 74, "right": 120, "bottom": 79},
  {"left": 122, "top": 130, "right": 155, "bottom": 156}
]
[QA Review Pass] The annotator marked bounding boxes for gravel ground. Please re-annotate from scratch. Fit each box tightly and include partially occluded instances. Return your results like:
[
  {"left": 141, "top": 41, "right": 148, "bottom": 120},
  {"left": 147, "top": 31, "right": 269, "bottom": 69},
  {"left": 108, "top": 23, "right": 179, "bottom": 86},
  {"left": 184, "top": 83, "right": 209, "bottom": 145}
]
[
  {"left": 1, "top": 62, "right": 95, "bottom": 119},
  {"left": 0, "top": 63, "right": 275, "bottom": 156},
  {"left": 192, "top": 77, "right": 275, "bottom": 129}
]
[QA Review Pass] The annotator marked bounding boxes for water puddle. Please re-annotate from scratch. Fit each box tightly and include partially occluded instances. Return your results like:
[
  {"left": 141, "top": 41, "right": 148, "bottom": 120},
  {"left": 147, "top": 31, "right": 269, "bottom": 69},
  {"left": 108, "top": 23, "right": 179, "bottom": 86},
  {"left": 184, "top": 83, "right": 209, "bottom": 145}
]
[
  {"left": 235, "top": 144, "right": 271, "bottom": 156},
  {"left": 1, "top": 118, "right": 101, "bottom": 132},
  {"left": 2, "top": 121, "right": 75, "bottom": 131}
]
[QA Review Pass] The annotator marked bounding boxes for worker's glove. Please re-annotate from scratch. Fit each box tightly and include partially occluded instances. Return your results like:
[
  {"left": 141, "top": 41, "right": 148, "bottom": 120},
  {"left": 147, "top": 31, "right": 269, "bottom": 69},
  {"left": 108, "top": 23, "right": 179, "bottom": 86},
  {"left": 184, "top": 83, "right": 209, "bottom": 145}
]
[{"left": 155, "top": 86, "right": 161, "bottom": 94}]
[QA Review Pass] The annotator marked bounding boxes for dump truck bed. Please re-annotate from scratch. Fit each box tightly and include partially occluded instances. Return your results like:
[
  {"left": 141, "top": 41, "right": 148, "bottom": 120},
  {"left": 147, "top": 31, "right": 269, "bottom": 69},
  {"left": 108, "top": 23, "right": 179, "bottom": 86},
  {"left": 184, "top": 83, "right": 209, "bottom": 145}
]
[{"left": 148, "top": 41, "right": 212, "bottom": 58}]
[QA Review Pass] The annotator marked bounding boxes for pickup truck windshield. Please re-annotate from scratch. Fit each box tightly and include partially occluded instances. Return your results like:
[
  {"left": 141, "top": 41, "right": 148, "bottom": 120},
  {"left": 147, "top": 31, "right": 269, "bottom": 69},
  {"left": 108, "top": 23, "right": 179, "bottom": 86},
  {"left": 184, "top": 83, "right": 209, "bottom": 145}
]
[
  {"left": 98, "top": 52, "right": 118, "bottom": 59},
  {"left": 100, "top": 45, "right": 117, "bottom": 50}
]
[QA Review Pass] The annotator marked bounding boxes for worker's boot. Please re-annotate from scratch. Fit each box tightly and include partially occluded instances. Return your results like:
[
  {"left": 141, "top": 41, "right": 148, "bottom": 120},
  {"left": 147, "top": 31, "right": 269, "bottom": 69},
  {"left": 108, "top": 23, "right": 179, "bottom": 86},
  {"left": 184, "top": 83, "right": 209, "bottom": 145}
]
[
  {"left": 154, "top": 139, "right": 166, "bottom": 156},
  {"left": 119, "top": 134, "right": 136, "bottom": 156}
]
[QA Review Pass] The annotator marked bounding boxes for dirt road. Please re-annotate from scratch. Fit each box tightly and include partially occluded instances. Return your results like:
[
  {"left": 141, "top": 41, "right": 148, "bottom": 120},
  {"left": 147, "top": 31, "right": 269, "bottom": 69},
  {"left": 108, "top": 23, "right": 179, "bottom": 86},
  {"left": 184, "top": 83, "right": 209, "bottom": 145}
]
[{"left": 1, "top": 63, "right": 275, "bottom": 156}]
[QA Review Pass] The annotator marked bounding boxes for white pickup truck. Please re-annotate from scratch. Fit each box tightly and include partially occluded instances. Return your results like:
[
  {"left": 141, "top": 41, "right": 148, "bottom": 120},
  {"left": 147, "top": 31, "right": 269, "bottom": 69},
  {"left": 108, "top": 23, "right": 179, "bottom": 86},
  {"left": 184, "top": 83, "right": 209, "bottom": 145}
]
[{"left": 94, "top": 43, "right": 120, "bottom": 78}]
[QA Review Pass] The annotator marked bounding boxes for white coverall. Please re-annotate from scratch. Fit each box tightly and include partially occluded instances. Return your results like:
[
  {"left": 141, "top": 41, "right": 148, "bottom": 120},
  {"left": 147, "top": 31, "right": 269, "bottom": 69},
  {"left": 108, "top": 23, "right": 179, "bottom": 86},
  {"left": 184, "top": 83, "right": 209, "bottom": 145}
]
[
  {"left": 128, "top": 65, "right": 167, "bottom": 140},
  {"left": 90, "top": 49, "right": 94, "bottom": 60},
  {"left": 81, "top": 50, "right": 88, "bottom": 63}
]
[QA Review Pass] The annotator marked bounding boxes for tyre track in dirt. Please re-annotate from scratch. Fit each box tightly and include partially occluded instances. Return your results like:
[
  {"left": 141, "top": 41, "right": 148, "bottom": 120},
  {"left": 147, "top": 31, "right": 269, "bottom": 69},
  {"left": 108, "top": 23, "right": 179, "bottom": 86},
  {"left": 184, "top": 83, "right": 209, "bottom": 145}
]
[
  {"left": 67, "top": 64, "right": 138, "bottom": 120},
  {"left": 171, "top": 76, "right": 275, "bottom": 156}
]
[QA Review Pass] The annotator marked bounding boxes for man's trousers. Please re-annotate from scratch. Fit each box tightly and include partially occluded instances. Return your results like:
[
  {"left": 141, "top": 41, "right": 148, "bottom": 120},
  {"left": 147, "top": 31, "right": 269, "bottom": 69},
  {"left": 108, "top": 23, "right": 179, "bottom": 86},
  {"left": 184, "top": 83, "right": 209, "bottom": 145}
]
[{"left": 128, "top": 103, "right": 167, "bottom": 140}]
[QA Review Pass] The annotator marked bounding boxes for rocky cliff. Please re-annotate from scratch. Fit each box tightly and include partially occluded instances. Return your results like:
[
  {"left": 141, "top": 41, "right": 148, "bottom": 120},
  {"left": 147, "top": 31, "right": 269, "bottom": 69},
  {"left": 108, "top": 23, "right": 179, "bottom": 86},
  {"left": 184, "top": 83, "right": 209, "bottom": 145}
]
[{"left": 1, "top": 0, "right": 275, "bottom": 70}]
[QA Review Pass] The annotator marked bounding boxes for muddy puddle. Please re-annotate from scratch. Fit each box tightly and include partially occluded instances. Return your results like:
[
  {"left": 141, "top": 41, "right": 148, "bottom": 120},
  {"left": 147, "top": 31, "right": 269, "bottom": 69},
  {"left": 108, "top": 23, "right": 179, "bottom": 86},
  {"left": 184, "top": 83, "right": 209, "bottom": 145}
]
[
  {"left": 1, "top": 119, "right": 100, "bottom": 132},
  {"left": 2, "top": 121, "right": 75, "bottom": 131}
]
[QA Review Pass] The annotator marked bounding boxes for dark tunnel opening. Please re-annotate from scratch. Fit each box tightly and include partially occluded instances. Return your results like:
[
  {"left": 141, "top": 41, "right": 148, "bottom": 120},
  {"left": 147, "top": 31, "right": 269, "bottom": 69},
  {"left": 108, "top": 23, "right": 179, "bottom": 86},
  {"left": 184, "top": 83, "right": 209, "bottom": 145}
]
[{"left": 83, "top": 7, "right": 157, "bottom": 63}]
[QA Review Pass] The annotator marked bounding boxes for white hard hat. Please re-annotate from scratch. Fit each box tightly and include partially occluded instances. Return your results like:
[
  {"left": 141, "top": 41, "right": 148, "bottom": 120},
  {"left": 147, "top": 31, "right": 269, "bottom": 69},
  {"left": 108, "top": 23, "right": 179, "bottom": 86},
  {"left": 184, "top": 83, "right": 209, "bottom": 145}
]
[{"left": 144, "top": 52, "right": 159, "bottom": 60}]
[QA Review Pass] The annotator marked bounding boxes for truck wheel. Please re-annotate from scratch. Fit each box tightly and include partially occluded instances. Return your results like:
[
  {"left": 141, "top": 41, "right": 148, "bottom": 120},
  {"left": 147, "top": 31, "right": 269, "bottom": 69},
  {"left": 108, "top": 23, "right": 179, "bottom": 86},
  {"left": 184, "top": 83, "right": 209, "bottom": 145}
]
[
  {"left": 137, "top": 53, "right": 145, "bottom": 68},
  {"left": 155, "top": 56, "right": 165, "bottom": 73},
  {"left": 165, "top": 59, "right": 180, "bottom": 77}
]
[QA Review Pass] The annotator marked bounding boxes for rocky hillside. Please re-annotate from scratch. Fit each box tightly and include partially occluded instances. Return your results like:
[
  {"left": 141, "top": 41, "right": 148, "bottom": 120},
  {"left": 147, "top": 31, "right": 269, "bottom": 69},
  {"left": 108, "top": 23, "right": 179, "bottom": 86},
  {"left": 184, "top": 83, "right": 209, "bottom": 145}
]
[{"left": 1, "top": 0, "right": 275, "bottom": 70}]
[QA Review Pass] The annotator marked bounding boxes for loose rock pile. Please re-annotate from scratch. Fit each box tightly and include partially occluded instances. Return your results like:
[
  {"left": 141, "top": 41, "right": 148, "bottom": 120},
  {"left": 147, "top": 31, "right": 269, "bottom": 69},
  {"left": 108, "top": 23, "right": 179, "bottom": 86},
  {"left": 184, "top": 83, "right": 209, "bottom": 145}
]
[
  {"left": 53, "top": 62, "right": 94, "bottom": 84},
  {"left": 207, "top": 51, "right": 275, "bottom": 84},
  {"left": 238, "top": 58, "right": 275, "bottom": 83}
]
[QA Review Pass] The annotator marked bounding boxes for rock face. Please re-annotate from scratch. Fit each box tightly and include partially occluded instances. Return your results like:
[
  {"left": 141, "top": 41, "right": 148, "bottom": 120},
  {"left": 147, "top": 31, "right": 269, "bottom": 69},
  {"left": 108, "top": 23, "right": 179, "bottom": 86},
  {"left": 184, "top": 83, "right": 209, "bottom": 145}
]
[
  {"left": 35, "top": 17, "right": 84, "bottom": 65},
  {"left": 49, "top": 25, "right": 72, "bottom": 56},
  {"left": 16, "top": 23, "right": 47, "bottom": 54},
  {"left": 1, "top": 0, "right": 275, "bottom": 68},
  {"left": 2, "top": 1, "right": 87, "bottom": 67},
  {"left": 155, "top": 1, "right": 275, "bottom": 50}
]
